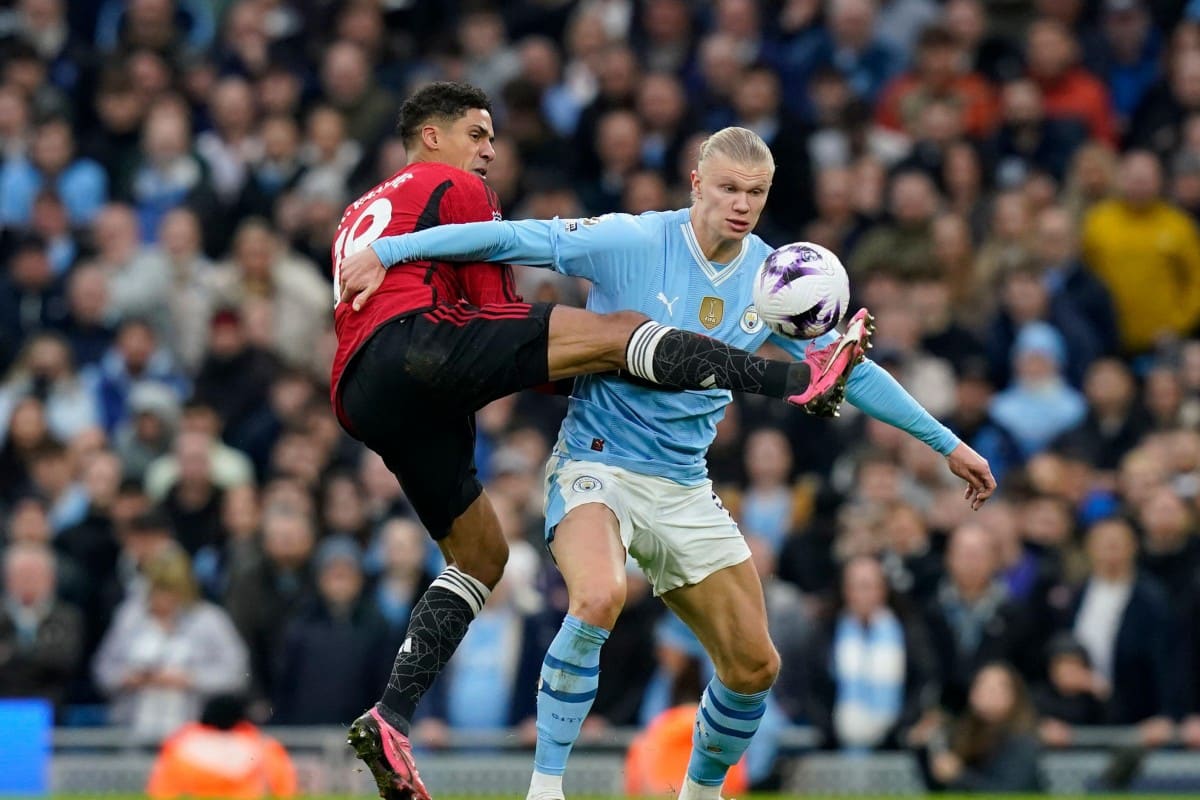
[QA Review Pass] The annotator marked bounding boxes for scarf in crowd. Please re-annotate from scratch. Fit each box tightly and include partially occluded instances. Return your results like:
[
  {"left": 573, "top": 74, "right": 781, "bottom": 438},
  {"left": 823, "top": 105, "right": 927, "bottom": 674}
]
[{"left": 833, "top": 608, "right": 906, "bottom": 750}]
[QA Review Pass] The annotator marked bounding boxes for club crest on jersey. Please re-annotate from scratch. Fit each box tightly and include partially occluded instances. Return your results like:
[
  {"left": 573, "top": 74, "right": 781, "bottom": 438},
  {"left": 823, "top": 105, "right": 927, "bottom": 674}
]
[
  {"left": 740, "top": 305, "right": 763, "bottom": 334},
  {"left": 572, "top": 476, "right": 602, "bottom": 492},
  {"left": 699, "top": 296, "right": 724, "bottom": 329}
]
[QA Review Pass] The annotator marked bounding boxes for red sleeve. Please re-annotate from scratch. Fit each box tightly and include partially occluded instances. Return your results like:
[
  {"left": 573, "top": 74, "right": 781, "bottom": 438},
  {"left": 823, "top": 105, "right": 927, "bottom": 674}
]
[{"left": 444, "top": 172, "right": 522, "bottom": 305}]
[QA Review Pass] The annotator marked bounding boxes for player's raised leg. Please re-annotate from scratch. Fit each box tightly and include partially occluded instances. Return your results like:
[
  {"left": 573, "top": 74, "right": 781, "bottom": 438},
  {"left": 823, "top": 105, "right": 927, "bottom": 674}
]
[
  {"left": 528, "top": 502, "right": 628, "bottom": 800},
  {"left": 543, "top": 304, "right": 873, "bottom": 410},
  {"left": 660, "top": 559, "right": 779, "bottom": 800}
]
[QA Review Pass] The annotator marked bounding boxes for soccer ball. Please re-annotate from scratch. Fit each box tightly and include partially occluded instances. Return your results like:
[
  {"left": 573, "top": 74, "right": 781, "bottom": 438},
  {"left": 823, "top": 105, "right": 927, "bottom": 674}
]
[{"left": 753, "top": 242, "right": 850, "bottom": 339}]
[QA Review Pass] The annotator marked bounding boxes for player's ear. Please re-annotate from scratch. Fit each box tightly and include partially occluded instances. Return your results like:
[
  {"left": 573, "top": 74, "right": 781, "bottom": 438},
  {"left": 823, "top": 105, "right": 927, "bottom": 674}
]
[{"left": 420, "top": 124, "right": 440, "bottom": 151}]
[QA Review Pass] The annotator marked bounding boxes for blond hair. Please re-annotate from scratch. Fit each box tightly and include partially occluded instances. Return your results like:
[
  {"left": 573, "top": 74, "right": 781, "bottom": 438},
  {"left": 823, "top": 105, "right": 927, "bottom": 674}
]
[
  {"left": 693, "top": 128, "right": 775, "bottom": 203},
  {"left": 697, "top": 127, "right": 775, "bottom": 174}
]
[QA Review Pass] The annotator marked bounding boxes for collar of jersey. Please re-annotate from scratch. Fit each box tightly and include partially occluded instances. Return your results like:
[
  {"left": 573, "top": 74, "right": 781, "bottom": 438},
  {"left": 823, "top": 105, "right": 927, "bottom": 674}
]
[{"left": 681, "top": 219, "right": 748, "bottom": 287}]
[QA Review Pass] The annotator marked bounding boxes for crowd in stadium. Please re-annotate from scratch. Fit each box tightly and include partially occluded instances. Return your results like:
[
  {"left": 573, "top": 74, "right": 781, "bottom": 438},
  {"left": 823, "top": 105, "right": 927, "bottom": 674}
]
[{"left": 2, "top": 0, "right": 1200, "bottom": 791}]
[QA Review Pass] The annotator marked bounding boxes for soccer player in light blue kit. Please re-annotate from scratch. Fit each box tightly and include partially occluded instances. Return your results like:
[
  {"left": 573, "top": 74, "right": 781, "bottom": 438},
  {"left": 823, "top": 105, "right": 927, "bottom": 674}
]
[{"left": 341, "top": 127, "right": 995, "bottom": 800}]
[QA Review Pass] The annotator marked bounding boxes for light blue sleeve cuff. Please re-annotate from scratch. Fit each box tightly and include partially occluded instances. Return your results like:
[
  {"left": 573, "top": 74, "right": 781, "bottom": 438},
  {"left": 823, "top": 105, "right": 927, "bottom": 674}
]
[{"left": 845, "top": 360, "right": 961, "bottom": 456}]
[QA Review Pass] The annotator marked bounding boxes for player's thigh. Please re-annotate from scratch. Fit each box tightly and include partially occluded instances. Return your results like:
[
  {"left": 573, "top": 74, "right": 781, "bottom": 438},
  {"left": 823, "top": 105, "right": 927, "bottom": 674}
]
[
  {"left": 661, "top": 558, "right": 778, "bottom": 693},
  {"left": 545, "top": 459, "right": 637, "bottom": 628},
  {"left": 545, "top": 305, "right": 649, "bottom": 380},
  {"left": 551, "top": 503, "right": 628, "bottom": 630},
  {"left": 343, "top": 365, "right": 481, "bottom": 542},
  {"left": 408, "top": 302, "right": 557, "bottom": 411}
]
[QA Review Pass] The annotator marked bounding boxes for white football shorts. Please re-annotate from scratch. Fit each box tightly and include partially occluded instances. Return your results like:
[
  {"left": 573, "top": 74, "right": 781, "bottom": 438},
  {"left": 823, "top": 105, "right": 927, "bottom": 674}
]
[{"left": 543, "top": 457, "right": 751, "bottom": 596}]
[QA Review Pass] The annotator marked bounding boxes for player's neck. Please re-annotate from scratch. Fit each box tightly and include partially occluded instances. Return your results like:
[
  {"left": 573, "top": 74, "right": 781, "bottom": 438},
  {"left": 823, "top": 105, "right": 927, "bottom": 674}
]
[{"left": 688, "top": 211, "right": 740, "bottom": 264}]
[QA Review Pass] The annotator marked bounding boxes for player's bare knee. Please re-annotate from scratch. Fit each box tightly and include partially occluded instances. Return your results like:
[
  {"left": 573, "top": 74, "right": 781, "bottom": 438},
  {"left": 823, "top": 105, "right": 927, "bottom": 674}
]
[
  {"left": 568, "top": 578, "right": 625, "bottom": 629},
  {"left": 722, "top": 645, "right": 780, "bottom": 694},
  {"left": 456, "top": 535, "right": 509, "bottom": 588}
]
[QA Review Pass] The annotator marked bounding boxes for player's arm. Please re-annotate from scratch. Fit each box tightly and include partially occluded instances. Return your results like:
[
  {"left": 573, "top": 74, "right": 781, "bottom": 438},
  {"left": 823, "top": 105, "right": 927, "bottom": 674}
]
[
  {"left": 772, "top": 330, "right": 995, "bottom": 508},
  {"left": 370, "top": 213, "right": 650, "bottom": 283}
]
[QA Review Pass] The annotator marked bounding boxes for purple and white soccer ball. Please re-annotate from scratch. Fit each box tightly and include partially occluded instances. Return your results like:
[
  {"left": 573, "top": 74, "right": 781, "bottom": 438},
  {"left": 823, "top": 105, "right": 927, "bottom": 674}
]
[{"left": 753, "top": 242, "right": 850, "bottom": 339}]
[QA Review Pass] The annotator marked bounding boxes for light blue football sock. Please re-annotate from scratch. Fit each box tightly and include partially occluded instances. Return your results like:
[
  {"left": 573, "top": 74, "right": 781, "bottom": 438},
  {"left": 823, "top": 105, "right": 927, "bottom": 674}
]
[
  {"left": 533, "top": 615, "right": 609, "bottom": 776},
  {"left": 687, "top": 677, "right": 769, "bottom": 786}
]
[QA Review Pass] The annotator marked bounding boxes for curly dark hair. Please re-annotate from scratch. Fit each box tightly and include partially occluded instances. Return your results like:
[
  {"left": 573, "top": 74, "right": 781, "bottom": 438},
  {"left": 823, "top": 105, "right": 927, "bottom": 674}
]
[{"left": 396, "top": 81, "right": 492, "bottom": 147}]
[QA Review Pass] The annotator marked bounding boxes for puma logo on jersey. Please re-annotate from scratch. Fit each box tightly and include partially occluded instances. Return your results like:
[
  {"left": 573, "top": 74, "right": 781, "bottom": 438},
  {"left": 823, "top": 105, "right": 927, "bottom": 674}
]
[
  {"left": 399, "top": 637, "right": 413, "bottom": 654},
  {"left": 657, "top": 292, "right": 679, "bottom": 316}
]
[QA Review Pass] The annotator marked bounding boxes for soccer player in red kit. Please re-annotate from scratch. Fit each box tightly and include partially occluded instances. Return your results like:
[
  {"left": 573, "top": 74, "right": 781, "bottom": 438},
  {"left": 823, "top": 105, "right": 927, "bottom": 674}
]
[{"left": 332, "top": 82, "right": 870, "bottom": 800}]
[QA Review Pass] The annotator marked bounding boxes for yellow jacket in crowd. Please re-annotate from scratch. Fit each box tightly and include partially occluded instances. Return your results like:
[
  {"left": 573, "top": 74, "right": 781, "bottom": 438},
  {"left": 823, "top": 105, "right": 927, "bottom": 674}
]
[{"left": 1082, "top": 199, "right": 1200, "bottom": 354}]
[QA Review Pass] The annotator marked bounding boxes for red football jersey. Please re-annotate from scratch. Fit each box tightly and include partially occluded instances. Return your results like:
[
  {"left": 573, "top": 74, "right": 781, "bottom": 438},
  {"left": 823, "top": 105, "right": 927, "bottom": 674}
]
[{"left": 329, "top": 161, "right": 518, "bottom": 418}]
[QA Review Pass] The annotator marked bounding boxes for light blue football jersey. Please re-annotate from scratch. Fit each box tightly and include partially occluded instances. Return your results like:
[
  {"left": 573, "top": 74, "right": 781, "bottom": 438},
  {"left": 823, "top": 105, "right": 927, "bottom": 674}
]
[
  {"left": 542, "top": 209, "right": 802, "bottom": 484},
  {"left": 371, "top": 209, "right": 961, "bottom": 486}
]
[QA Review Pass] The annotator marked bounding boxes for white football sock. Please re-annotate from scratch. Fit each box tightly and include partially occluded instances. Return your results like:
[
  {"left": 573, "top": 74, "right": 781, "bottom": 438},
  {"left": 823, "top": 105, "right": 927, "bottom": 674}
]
[
  {"left": 526, "top": 770, "right": 564, "bottom": 800},
  {"left": 678, "top": 776, "right": 723, "bottom": 800}
]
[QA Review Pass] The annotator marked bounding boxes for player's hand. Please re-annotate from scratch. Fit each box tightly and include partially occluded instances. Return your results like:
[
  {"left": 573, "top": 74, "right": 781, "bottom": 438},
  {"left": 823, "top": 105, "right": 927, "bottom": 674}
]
[
  {"left": 338, "top": 246, "right": 386, "bottom": 311},
  {"left": 946, "top": 441, "right": 995, "bottom": 510}
]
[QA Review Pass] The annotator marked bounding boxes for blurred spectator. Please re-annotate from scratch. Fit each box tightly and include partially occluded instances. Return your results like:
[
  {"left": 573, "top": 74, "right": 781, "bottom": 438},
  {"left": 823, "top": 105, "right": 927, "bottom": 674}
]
[
  {"left": 116, "top": 98, "right": 218, "bottom": 246},
  {"left": 93, "top": 544, "right": 248, "bottom": 741},
  {"left": 1030, "top": 205, "right": 1119, "bottom": 356},
  {"left": 211, "top": 219, "right": 330, "bottom": 373},
  {"left": 943, "top": 0, "right": 1024, "bottom": 83},
  {"left": 31, "top": 190, "right": 79, "bottom": 276},
  {"left": 147, "top": 694, "right": 296, "bottom": 799},
  {"left": 724, "top": 427, "right": 814, "bottom": 555},
  {"left": 191, "top": 308, "right": 278, "bottom": 443},
  {"left": 1034, "top": 634, "right": 1108, "bottom": 746},
  {"left": 927, "top": 662, "right": 1043, "bottom": 792},
  {"left": 143, "top": 401, "right": 252, "bottom": 499},
  {"left": 1070, "top": 518, "right": 1175, "bottom": 737},
  {"left": 89, "top": 203, "right": 168, "bottom": 331},
  {"left": 0, "top": 331, "right": 99, "bottom": 443},
  {"left": 923, "top": 523, "right": 1036, "bottom": 712},
  {"left": 1088, "top": 0, "right": 1163, "bottom": 123},
  {"left": 369, "top": 517, "right": 434, "bottom": 634},
  {"left": 0, "top": 543, "right": 83, "bottom": 711},
  {"left": 876, "top": 25, "right": 997, "bottom": 139},
  {"left": 988, "top": 79, "right": 1089, "bottom": 186},
  {"left": 783, "top": 0, "right": 901, "bottom": 112},
  {"left": 85, "top": 317, "right": 188, "bottom": 435},
  {"left": 272, "top": 536, "right": 391, "bottom": 724},
  {"left": 1081, "top": 149, "right": 1200, "bottom": 356},
  {"left": 1054, "top": 359, "right": 1151, "bottom": 470},
  {"left": 160, "top": 429, "right": 224, "bottom": 557},
  {"left": 0, "top": 114, "right": 106, "bottom": 227},
  {"left": 803, "top": 556, "right": 938, "bottom": 750},
  {"left": 194, "top": 77, "right": 260, "bottom": 208},
  {"left": 580, "top": 109, "right": 643, "bottom": 213},
  {"left": 990, "top": 322, "right": 1087, "bottom": 459},
  {"left": 987, "top": 262, "right": 1105, "bottom": 388},
  {"left": 0, "top": 234, "right": 68, "bottom": 372},
  {"left": 318, "top": 40, "right": 397, "bottom": 153},
  {"left": 1127, "top": 40, "right": 1200, "bottom": 160},
  {"left": 849, "top": 170, "right": 939, "bottom": 280},
  {"left": 60, "top": 264, "right": 116, "bottom": 369},
  {"left": 1026, "top": 19, "right": 1116, "bottom": 145},
  {"left": 224, "top": 506, "right": 315, "bottom": 704}
]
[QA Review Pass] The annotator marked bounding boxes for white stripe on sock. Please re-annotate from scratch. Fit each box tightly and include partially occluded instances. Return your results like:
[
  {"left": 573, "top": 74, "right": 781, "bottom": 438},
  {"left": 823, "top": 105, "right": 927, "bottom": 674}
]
[
  {"left": 431, "top": 566, "right": 490, "bottom": 615},
  {"left": 625, "top": 321, "right": 675, "bottom": 384}
]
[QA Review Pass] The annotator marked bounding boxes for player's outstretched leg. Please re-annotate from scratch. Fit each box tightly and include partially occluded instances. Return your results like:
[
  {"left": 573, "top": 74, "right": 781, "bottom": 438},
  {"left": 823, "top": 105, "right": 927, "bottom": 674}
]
[
  {"left": 545, "top": 306, "right": 872, "bottom": 413},
  {"left": 528, "top": 503, "right": 627, "bottom": 800}
]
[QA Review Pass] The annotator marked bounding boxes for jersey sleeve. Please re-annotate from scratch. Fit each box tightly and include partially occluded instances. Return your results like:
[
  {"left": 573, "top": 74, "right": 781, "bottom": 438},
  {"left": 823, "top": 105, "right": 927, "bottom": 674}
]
[
  {"left": 768, "top": 330, "right": 961, "bottom": 455},
  {"left": 443, "top": 173, "right": 521, "bottom": 304},
  {"left": 371, "top": 212, "right": 656, "bottom": 287}
]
